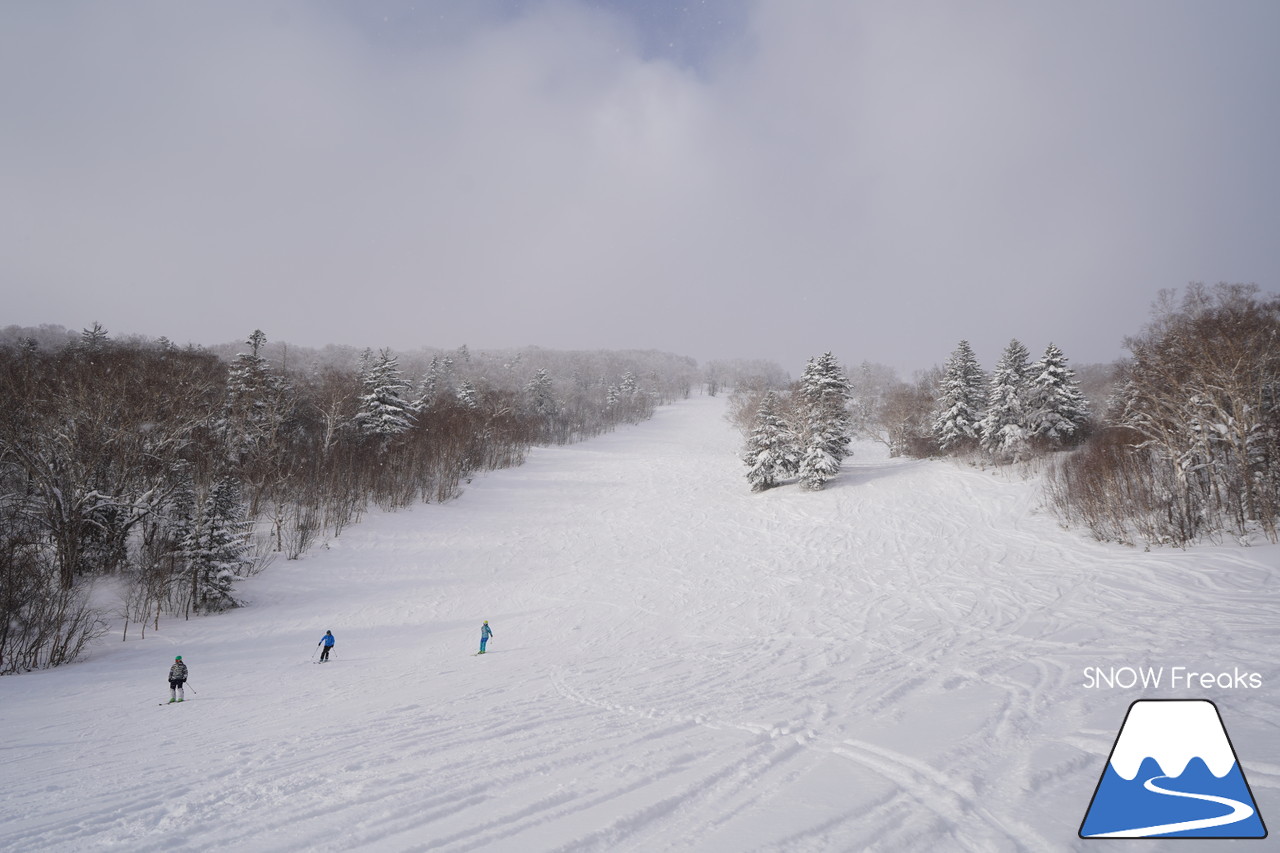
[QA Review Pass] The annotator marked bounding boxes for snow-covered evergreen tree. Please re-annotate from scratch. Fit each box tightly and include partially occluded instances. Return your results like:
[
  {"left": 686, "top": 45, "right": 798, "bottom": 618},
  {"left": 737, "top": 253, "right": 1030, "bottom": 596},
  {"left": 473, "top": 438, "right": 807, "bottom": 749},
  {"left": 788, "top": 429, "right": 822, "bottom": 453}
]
[
  {"left": 354, "top": 349, "right": 416, "bottom": 438},
  {"left": 1027, "top": 343, "right": 1090, "bottom": 445},
  {"left": 933, "top": 340, "right": 987, "bottom": 452},
  {"left": 222, "top": 330, "right": 290, "bottom": 457},
  {"left": 356, "top": 346, "right": 374, "bottom": 378},
  {"left": 181, "top": 477, "right": 251, "bottom": 613},
  {"left": 796, "top": 352, "right": 852, "bottom": 490},
  {"left": 742, "top": 390, "right": 799, "bottom": 491},
  {"left": 525, "top": 368, "right": 557, "bottom": 417},
  {"left": 417, "top": 356, "right": 446, "bottom": 407},
  {"left": 455, "top": 380, "right": 479, "bottom": 410},
  {"left": 611, "top": 371, "right": 652, "bottom": 423},
  {"left": 979, "top": 339, "right": 1033, "bottom": 459},
  {"left": 79, "top": 322, "right": 109, "bottom": 352}
]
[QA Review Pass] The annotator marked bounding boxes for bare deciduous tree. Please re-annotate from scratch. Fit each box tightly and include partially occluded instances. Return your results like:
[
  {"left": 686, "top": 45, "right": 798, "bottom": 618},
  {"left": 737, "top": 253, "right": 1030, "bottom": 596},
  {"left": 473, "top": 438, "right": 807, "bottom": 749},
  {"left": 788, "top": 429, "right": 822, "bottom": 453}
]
[{"left": 1048, "top": 284, "right": 1280, "bottom": 545}]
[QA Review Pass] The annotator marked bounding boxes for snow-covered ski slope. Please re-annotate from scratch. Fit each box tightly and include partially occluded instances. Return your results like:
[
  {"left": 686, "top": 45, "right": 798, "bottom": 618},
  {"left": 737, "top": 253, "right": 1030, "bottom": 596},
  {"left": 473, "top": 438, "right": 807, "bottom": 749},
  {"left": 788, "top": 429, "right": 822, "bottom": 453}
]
[{"left": 2, "top": 395, "right": 1277, "bottom": 852}]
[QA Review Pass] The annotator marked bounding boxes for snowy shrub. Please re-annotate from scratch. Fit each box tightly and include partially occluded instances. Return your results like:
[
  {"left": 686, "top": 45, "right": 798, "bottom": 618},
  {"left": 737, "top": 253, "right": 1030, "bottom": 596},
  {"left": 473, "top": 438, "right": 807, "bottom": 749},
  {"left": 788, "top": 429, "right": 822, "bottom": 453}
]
[
  {"left": 1043, "top": 428, "right": 1169, "bottom": 545},
  {"left": 0, "top": 517, "right": 105, "bottom": 674},
  {"left": 1048, "top": 284, "right": 1280, "bottom": 546}
]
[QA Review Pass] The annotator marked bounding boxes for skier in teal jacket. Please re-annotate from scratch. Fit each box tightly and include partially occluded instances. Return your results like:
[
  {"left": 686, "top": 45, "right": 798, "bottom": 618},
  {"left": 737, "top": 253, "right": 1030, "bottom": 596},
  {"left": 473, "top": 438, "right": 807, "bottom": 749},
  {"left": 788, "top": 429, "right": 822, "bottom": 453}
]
[{"left": 479, "top": 621, "right": 493, "bottom": 654}]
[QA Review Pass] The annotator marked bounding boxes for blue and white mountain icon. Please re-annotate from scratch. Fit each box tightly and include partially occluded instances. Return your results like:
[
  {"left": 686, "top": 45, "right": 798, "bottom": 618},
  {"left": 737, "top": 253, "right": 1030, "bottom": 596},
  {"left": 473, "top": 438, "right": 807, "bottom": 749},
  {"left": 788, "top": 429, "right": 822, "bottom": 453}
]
[{"left": 1080, "top": 699, "right": 1267, "bottom": 839}]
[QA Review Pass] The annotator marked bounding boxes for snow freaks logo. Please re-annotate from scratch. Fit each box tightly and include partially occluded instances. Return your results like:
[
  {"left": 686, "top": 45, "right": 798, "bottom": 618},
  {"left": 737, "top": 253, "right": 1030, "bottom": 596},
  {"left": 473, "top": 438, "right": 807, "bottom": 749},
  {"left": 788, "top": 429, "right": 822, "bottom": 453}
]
[{"left": 1079, "top": 700, "right": 1267, "bottom": 839}]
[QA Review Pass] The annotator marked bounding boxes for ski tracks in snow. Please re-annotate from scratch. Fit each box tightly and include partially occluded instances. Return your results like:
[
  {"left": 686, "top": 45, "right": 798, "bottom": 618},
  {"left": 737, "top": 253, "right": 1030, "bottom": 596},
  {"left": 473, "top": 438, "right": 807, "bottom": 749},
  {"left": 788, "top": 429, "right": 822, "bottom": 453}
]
[{"left": 2, "top": 396, "right": 1278, "bottom": 852}]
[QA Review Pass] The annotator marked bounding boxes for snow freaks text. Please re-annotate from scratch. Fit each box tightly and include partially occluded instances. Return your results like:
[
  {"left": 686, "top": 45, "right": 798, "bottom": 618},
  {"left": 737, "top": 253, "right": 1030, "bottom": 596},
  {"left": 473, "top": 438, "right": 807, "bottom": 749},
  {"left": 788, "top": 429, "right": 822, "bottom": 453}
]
[{"left": 1082, "top": 666, "right": 1263, "bottom": 690}]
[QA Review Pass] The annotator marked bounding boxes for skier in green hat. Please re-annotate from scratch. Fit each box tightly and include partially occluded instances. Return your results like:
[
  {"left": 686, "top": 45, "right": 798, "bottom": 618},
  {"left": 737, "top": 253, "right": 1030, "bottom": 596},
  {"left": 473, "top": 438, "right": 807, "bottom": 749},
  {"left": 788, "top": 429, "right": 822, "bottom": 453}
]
[{"left": 168, "top": 656, "right": 188, "bottom": 703}]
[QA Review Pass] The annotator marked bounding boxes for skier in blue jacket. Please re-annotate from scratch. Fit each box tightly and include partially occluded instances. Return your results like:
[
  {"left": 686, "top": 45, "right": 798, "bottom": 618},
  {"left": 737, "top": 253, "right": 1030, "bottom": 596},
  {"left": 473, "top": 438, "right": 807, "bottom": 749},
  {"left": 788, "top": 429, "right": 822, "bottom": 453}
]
[
  {"left": 479, "top": 621, "right": 493, "bottom": 654},
  {"left": 318, "top": 630, "right": 335, "bottom": 662}
]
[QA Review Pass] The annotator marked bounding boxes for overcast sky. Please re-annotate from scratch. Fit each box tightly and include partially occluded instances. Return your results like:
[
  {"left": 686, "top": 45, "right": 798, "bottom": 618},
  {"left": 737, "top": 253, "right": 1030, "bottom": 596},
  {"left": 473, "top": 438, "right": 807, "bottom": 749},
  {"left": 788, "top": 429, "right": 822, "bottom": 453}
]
[{"left": 3, "top": 1, "right": 1278, "bottom": 376}]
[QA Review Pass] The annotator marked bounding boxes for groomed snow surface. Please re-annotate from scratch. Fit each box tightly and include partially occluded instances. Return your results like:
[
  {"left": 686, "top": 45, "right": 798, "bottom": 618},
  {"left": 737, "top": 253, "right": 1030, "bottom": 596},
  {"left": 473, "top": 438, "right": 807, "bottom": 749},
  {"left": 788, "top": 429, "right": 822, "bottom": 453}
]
[{"left": 2, "top": 395, "right": 1276, "bottom": 852}]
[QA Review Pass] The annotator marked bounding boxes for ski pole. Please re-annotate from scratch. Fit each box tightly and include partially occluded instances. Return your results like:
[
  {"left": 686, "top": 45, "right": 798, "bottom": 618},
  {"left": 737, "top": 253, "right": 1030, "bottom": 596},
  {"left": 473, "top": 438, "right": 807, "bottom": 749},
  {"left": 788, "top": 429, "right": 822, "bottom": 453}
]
[
  {"left": 186, "top": 684, "right": 197, "bottom": 695},
  {"left": 311, "top": 645, "right": 318, "bottom": 662}
]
